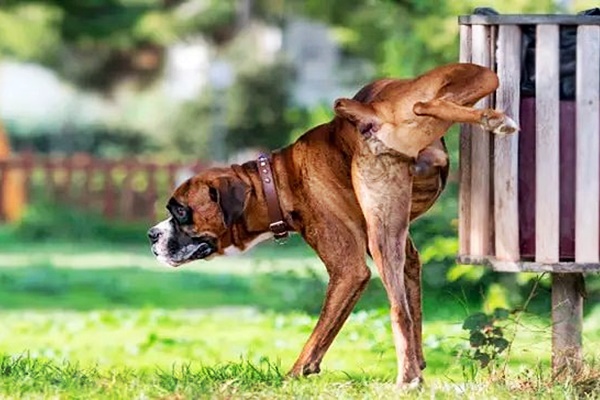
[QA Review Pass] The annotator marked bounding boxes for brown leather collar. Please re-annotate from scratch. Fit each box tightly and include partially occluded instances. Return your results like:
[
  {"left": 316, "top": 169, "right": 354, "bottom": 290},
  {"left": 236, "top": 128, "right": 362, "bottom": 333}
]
[{"left": 257, "top": 154, "right": 289, "bottom": 242}]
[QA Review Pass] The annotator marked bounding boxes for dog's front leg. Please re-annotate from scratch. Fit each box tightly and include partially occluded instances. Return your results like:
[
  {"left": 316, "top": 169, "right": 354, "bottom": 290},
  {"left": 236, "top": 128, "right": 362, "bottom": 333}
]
[{"left": 288, "top": 217, "right": 370, "bottom": 377}]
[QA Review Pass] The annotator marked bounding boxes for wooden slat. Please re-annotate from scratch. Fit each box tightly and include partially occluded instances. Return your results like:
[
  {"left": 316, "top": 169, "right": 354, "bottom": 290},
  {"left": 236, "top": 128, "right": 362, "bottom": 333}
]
[
  {"left": 535, "top": 24, "right": 560, "bottom": 263},
  {"left": 494, "top": 25, "right": 521, "bottom": 261},
  {"left": 459, "top": 15, "right": 600, "bottom": 26},
  {"left": 575, "top": 26, "right": 600, "bottom": 263},
  {"left": 0, "top": 160, "right": 7, "bottom": 221},
  {"left": 458, "top": 24, "right": 472, "bottom": 257},
  {"left": 457, "top": 255, "right": 600, "bottom": 273},
  {"left": 469, "top": 24, "right": 492, "bottom": 257},
  {"left": 102, "top": 162, "right": 116, "bottom": 219}
]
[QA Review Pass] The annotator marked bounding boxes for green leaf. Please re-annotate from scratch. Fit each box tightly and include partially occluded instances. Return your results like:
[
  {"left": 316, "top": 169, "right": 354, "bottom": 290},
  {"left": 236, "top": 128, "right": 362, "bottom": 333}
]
[
  {"left": 491, "top": 338, "right": 509, "bottom": 353},
  {"left": 493, "top": 308, "right": 510, "bottom": 320},
  {"left": 473, "top": 350, "right": 491, "bottom": 368},
  {"left": 462, "top": 312, "right": 490, "bottom": 332},
  {"left": 469, "top": 331, "right": 486, "bottom": 348}
]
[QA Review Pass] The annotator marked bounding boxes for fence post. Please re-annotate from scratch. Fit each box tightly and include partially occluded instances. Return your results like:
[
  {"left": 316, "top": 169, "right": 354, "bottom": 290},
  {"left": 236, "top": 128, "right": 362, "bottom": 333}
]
[{"left": 102, "top": 160, "right": 116, "bottom": 219}]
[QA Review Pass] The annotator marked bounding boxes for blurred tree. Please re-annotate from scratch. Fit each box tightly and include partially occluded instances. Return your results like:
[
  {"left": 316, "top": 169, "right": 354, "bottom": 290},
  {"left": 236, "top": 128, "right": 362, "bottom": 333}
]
[
  {"left": 168, "top": 94, "right": 213, "bottom": 159},
  {"left": 0, "top": 0, "right": 182, "bottom": 92},
  {"left": 226, "top": 62, "right": 294, "bottom": 152},
  {"left": 266, "top": 0, "right": 556, "bottom": 78}
]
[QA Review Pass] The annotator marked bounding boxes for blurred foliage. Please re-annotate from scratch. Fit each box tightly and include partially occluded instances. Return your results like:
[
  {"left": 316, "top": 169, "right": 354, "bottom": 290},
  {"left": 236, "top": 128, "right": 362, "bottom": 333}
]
[
  {"left": 9, "top": 124, "right": 157, "bottom": 157},
  {"left": 0, "top": 4, "right": 62, "bottom": 64},
  {"left": 278, "top": 0, "right": 556, "bottom": 77},
  {"left": 287, "top": 103, "right": 335, "bottom": 143},
  {"left": 225, "top": 61, "right": 295, "bottom": 151},
  {"left": 168, "top": 95, "right": 213, "bottom": 159},
  {"left": 177, "top": 0, "right": 238, "bottom": 44},
  {"left": 165, "top": 61, "right": 295, "bottom": 157},
  {"left": 10, "top": 200, "right": 147, "bottom": 244},
  {"left": 0, "top": 0, "right": 180, "bottom": 91}
]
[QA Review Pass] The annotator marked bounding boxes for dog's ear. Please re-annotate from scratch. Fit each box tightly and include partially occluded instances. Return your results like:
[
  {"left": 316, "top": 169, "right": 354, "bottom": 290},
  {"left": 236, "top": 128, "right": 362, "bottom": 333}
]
[
  {"left": 333, "top": 98, "right": 381, "bottom": 137},
  {"left": 212, "top": 177, "right": 249, "bottom": 227}
]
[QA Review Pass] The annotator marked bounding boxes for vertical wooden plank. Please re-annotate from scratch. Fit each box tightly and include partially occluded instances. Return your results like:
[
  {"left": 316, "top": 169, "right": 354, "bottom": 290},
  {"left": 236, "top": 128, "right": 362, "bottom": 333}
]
[
  {"left": 469, "top": 24, "right": 492, "bottom": 257},
  {"left": 81, "top": 155, "right": 94, "bottom": 210},
  {"left": 167, "top": 163, "right": 178, "bottom": 191},
  {"left": 552, "top": 273, "right": 584, "bottom": 376},
  {"left": 62, "top": 156, "right": 73, "bottom": 203},
  {"left": 0, "top": 160, "right": 6, "bottom": 221},
  {"left": 575, "top": 26, "right": 600, "bottom": 263},
  {"left": 494, "top": 25, "right": 521, "bottom": 261},
  {"left": 147, "top": 164, "right": 158, "bottom": 221},
  {"left": 103, "top": 161, "right": 116, "bottom": 219},
  {"left": 21, "top": 150, "right": 33, "bottom": 201},
  {"left": 459, "top": 24, "right": 472, "bottom": 257},
  {"left": 122, "top": 160, "right": 136, "bottom": 221},
  {"left": 43, "top": 156, "right": 55, "bottom": 201},
  {"left": 535, "top": 24, "right": 560, "bottom": 263}
]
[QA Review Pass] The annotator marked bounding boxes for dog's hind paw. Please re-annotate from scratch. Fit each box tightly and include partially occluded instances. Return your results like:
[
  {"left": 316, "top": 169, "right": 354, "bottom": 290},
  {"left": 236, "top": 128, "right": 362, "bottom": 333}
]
[
  {"left": 493, "top": 115, "right": 519, "bottom": 135},
  {"left": 397, "top": 376, "right": 424, "bottom": 391},
  {"left": 484, "top": 112, "right": 519, "bottom": 135}
]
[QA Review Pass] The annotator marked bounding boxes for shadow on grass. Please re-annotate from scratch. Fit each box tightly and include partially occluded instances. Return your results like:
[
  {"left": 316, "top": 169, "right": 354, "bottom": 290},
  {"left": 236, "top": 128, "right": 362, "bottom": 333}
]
[{"left": 0, "top": 264, "right": 473, "bottom": 320}]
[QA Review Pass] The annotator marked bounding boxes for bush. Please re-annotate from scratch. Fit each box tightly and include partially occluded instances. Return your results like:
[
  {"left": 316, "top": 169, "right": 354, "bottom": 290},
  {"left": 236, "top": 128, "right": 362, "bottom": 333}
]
[
  {"left": 8, "top": 200, "right": 147, "bottom": 244},
  {"left": 9, "top": 124, "right": 157, "bottom": 158}
]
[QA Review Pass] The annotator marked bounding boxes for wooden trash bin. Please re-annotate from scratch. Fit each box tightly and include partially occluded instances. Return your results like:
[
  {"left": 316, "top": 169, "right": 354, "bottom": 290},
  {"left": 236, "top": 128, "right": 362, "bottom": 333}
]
[{"left": 457, "top": 13, "right": 600, "bottom": 375}]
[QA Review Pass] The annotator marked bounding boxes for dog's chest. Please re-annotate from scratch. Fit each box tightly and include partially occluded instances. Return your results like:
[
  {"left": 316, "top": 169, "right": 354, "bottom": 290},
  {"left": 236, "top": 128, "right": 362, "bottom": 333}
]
[{"left": 223, "top": 232, "right": 273, "bottom": 256}]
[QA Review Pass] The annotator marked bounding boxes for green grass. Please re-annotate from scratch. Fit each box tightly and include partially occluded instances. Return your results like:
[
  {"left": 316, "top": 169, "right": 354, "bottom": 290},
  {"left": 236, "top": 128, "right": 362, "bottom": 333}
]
[{"left": 1, "top": 241, "right": 600, "bottom": 398}]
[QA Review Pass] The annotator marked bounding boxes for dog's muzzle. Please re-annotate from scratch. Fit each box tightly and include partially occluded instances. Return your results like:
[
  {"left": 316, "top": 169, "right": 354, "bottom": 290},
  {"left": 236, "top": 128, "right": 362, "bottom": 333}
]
[{"left": 148, "top": 218, "right": 217, "bottom": 267}]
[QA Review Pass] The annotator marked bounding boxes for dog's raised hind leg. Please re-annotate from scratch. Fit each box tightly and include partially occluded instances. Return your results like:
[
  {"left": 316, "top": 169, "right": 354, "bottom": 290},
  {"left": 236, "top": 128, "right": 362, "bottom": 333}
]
[{"left": 413, "top": 99, "right": 519, "bottom": 135}]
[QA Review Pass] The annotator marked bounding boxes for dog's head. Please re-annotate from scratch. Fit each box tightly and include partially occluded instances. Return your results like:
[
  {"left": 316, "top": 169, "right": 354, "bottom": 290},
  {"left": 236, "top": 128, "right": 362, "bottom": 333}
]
[{"left": 148, "top": 169, "right": 250, "bottom": 267}]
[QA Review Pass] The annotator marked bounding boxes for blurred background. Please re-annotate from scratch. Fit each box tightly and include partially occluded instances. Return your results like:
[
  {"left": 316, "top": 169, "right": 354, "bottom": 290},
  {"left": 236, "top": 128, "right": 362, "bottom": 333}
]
[{"left": 1, "top": 0, "right": 600, "bottom": 396}]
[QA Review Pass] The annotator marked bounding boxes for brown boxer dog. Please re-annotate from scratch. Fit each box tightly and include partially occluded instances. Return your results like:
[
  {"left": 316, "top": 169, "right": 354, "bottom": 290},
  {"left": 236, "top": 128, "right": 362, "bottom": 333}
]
[
  {"left": 333, "top": 63, "right": 517, "bottom": 386},
  {"left": 148, "top": 62, "right": 515, "bottom": 387}
]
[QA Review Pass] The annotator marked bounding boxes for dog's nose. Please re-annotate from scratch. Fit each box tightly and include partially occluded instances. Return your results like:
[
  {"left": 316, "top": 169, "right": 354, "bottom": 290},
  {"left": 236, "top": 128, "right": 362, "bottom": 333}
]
[{"left": 147, "top": 228, "right": 162, "bottom": 244}]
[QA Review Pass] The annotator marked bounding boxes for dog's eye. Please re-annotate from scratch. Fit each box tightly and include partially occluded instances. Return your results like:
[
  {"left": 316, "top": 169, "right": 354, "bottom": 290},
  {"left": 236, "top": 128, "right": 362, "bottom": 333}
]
[
  {"left": 174, "top": 206, "right": 187, "bottom": 220},
  {"left": 167, "top": 198, "right": 192, "bottom": 224},
  {"left": 208, "top": 187, "right": 218, "bottom": 202}
]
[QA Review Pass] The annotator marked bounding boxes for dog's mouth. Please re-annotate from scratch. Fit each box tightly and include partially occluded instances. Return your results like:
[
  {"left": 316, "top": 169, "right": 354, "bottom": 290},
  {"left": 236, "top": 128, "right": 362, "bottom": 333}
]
[
  {"left": 156, "top": 236, "right": 218, "bottom": 267},
  {"left": 179, "top": 241, "right": 214, "bottom": 260},
  {"left": 190, "top": 240, "right": 217, "bottom": 260}
]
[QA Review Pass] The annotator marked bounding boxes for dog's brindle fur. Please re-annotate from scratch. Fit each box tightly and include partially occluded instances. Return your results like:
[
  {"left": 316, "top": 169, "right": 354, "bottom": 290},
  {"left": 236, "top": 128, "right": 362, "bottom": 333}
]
[{"left": 149, "top": 63, "right": 513, "bottom": 386}]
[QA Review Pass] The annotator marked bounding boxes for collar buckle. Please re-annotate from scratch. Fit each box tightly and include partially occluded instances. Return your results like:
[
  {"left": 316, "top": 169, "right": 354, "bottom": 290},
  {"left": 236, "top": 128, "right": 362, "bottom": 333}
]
[{"left": 269, "top": 221, "right": 289, "bottom": 244}]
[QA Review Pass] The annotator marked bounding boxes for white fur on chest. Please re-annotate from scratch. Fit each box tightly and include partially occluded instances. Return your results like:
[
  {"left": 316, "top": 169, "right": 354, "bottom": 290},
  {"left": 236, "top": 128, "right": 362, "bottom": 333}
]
[{"left": 223, "top": 232, "right": 273, "bottom": 256}]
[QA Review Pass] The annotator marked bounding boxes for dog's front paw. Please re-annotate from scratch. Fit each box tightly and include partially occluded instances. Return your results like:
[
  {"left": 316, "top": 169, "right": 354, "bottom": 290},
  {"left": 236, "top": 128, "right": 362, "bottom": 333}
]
[{"left": 287, "top": 361, "right": 321, "bottom": 378}]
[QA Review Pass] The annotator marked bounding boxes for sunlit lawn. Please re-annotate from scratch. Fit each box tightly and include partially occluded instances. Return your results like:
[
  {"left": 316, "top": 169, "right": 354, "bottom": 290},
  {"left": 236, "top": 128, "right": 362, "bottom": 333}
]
[{"left": 1, "top": 240, "right": 600, "bottom": 398}]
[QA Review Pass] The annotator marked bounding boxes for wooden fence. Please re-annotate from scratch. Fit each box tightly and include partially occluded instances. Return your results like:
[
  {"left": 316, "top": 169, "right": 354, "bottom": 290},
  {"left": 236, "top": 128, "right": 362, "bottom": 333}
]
[{"left": 0, "top": 152, "right": 207, "bottom": 223}]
